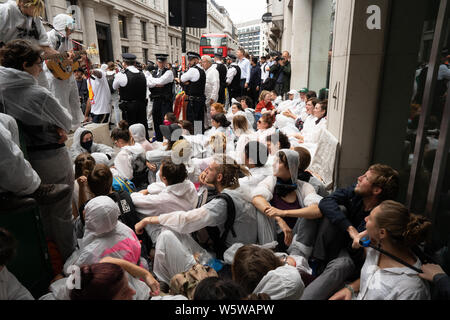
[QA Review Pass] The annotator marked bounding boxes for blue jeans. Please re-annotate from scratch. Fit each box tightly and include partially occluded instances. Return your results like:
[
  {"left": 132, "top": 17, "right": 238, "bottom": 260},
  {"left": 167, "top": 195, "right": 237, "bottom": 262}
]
[{"left": 91, "top": 113, "right": 110, "bottom": 124}]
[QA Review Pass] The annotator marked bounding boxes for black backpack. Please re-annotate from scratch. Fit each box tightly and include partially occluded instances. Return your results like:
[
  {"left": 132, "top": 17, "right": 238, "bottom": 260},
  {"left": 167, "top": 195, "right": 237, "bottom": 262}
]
[
  {"left": 106, "top": 73, "right": 116, "bottom": 94},
  {"left": 193, "top": 193, "right": 237, "bottom": 260},
  {"left": 107, "top": 191, "right": 153, "bottom": 262}
]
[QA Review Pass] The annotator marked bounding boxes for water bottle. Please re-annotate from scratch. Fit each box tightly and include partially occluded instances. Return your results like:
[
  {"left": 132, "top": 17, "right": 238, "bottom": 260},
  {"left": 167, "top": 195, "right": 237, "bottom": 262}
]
[
  {"left": 360, "top": 236, "right": 372, "bottom": 248},
  {"left": 207, "top": 258, "right": 223, "bottom": 272}
]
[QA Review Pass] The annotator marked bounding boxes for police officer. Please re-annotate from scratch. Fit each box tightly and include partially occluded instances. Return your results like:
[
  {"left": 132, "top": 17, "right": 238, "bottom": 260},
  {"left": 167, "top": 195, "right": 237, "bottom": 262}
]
[
  {"left": 146, "top": 53, "right": 175, "bottom": 142},
  {"left": 180, "top": 52, "right": 206, "bottom": 130},
  {"left": 225, "top": 54, "right": 241, "bottom": 105},
  {"left": 212, "top": 53, "right": 228, "bottom": 105},
  {"left": 113, "top": 53, "right": 149, "bottom": 139}
]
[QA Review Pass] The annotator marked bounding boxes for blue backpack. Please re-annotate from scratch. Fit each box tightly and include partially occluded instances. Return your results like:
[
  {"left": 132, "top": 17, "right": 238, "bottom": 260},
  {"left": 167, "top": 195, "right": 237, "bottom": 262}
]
[{"left": 112, "top": 177, "right": 136, "bottom": 194}]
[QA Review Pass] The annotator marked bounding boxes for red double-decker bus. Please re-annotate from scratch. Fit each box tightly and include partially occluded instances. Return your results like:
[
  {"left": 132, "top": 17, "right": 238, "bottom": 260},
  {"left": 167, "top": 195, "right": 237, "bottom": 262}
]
[{"left": 200, "top": 33, "right": 237, "bottom": 58}]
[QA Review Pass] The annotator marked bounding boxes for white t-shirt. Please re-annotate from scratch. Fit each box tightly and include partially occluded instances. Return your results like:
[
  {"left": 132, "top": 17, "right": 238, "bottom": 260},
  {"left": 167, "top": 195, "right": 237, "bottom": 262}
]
[
  {"left": 90, "top": 69, "right": 112, "bottom": 115},
  {"left": 355, "top": 248, "right": 430, "bottom": 300}
]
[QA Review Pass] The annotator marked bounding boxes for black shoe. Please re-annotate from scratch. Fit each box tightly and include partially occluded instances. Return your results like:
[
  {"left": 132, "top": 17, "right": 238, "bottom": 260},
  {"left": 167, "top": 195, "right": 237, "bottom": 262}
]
[
  {"left": 31, "top": 184, "right": 71, "bottom": 205},
  {"left": 0, "top": 195, "right": 37, "bottom": 213}
]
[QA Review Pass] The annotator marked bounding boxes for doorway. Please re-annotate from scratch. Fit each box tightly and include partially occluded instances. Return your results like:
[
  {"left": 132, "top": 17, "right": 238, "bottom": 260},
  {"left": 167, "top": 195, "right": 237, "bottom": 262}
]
[{"left": 96, "top": 22, "right": 113, "bottom": 63}]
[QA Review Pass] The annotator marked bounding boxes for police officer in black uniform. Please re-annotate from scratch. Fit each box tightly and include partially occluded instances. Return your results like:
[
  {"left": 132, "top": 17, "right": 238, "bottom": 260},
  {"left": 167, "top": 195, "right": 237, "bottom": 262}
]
[
  {"left": 226, "top": 54, "right": 241, "bottom": 105},
  {"left": 113, "top": 53, "right": 149, "bottom": 139},
  {"left": 180, "top": 52, "right": 206, "bottom": 131},
  {"left": 213, "top": 53, "right": 228, "bottom": 105},
  {"left": 146, "top": 53, "right": 175, "bottom": 142}
]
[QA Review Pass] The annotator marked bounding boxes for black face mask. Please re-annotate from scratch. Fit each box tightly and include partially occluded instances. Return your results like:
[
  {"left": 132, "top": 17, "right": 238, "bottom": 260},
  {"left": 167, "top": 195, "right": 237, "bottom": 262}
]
[
  {"left": 81, "top": 140, "right": 93, "bottom": 151},
  {"left": 274, "top": 178, "right": 297, "bottom": 198}
]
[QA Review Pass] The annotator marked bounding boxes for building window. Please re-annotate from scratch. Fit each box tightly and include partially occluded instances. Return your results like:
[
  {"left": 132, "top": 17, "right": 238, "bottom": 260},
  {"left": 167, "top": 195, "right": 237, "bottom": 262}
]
[
  {"left": 143, "top": 48, "right": 148, "bottom": 62},
  {"left": 122, "top": 46, "right": 129, "bottom": 53},
  {"left": 141, "top": 21, "right": 147, "bottom": 42},
  {"left": 154, "top": 25, "right": 159, "bottom": 44},
  {"left": 119, "top": 15, "right": 127, "bottom": 38}
]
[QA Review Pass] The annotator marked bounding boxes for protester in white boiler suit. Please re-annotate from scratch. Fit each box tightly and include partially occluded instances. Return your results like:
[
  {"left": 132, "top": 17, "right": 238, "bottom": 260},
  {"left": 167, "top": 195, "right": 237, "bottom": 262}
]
[
  {"left": 251, "top": 149, "right": 323, "bottom": 258},
  {"left": 0, "top": 47, "right": 75, "bottom": 261},
  {"left": 131, "top": 158, "right": 198, "bottom": 243},
  {"left": 45, "top": 14, "right": 84, "bottom": 131},
  {"left": 63, "top": 196, "right": 145, "bottom": 274}
]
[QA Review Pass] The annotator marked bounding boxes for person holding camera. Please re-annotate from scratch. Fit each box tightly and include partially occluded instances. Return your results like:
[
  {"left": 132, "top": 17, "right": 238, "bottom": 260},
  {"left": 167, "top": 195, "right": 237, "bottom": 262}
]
[{"left": 270, "top": 51, "right": 291, "bottom": 98}]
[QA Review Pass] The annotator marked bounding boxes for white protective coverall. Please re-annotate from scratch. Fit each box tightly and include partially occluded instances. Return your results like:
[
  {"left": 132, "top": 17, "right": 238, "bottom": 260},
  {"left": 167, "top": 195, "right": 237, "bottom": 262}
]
[
  {"left": 131, "top": 179, "right": 198, "bottom": 243},
  {"left": 0, "top": 66, "right": 75, "bottom": 261},
  {"left": 63, "top": 196, "right": 145, "bottom": 274},
  {"left": 44, "top": 14, "right": 84, "bottom": 131},
  {"left": 0, "top": 267, "right": 34, "bottom": 300},
  {"left": 69, "top": 127, "right": 114, "bottom": 163},
  {"left": 110, "top": 144, "right": 146, "bottom": 181},
  {"left": 0, "top": 114, "right": 40, "bottom": 195},
  {"left": 251, "top": 149, "right": 323, "bottom": 258},
  {"left": 0, "top": 0, "right": 50, "bottom": 89},
  {"left": 253, "top": 265, "right": 305, "bottom": 300},
  {"left": 130, "top": 123, "right": 154, "bottom": 152}
]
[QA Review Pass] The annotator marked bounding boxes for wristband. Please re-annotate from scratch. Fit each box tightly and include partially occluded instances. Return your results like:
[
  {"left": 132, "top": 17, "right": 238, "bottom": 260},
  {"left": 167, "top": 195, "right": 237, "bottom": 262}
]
[{"left": 344, "top": 284, "right": 356, "bottom": 297}]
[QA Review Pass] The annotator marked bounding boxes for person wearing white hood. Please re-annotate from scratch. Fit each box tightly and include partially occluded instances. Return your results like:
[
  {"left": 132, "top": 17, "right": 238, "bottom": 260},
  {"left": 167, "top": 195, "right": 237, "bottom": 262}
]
[
  {"left": 69, "top": 127, "right": 114, "bottom": 163},
  {"left": 44, "top": 13, "right": 84, "bottom": 131},
  {"left": 252, "top": 149, "right": 323, "bottom": 256},
  {"left": 129, "top": 123, "right": 154, "bottom": 152},
  {"left": 131, "top": 158, "right": 198, "bottom": 243},
  {"left": 110, "top": 121, "right": 149, "bottom": 191},
  {"left": 0, "top": 39, "right": 76, "bottom": 261},
  {"left": 63, "top": 196, "right": 145, "bottom": 273}
]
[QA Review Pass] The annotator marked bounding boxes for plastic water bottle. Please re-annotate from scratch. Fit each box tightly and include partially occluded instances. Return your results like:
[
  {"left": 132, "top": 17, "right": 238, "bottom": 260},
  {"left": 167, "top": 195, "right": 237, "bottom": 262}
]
[{"left": 207, "top": 258, "right": 223, "bottom": 272}]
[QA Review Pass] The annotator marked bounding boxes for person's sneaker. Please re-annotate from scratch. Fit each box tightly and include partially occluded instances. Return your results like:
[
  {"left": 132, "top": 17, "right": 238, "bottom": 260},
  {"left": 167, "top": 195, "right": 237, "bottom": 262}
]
[{"left": 31, "top": 184, "right": 71, "bottom": 205}]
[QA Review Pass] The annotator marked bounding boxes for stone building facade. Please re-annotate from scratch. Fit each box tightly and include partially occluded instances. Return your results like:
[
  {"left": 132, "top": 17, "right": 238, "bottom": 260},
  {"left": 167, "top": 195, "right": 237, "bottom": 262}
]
[{"left": 0, "top": 0, "right": 238, "bottom": 64}]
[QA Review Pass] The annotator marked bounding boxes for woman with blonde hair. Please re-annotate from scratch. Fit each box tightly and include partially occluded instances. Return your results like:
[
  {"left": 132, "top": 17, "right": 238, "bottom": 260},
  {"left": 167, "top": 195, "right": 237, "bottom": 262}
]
[{"left": 330, "top": 200, "right": 431, "bottom": 300}]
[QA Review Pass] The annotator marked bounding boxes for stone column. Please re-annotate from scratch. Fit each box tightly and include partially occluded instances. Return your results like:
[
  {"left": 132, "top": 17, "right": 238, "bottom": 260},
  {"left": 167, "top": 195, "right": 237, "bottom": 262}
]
[
  {"left": 290, "top": 0, "right": 313, "bottom": 90},
  {"left": 327, "top": 0, "right": 390, "bottom": 187},
  {"left": 109, "top": 9, "right": 122, "bottom": 61},
  {"left": 282, "top": 3, "right": 292, "bottom": 53},
  {"left": 82, "top": 2, "right": 100, "bottom": 65},
  {"left": 308, "top": 0, "right": 333, "bottom": 92},
  {"left": 129, "top": 15, "right": 143, "bottom": 61}
]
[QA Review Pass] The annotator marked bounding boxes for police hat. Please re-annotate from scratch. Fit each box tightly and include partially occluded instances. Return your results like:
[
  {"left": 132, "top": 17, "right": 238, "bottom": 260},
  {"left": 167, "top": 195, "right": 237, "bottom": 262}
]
[
  {"left": 226, "top": 53, "right": 237, "bottom": 62},
  {"left": 122, "top": 53, "right": 137, "bottom": 61},
  {"left": 159, "top": 124, "right": 183, "bottom": 141},
  {"left": 156, "top": 54, "right": 169, "bottom": 62},
  {"left": 214, "top": 53, "right": 223, "bottom": 58},
  {"left": 187, "top": 52, "right": 201, "bottom": 60}
]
